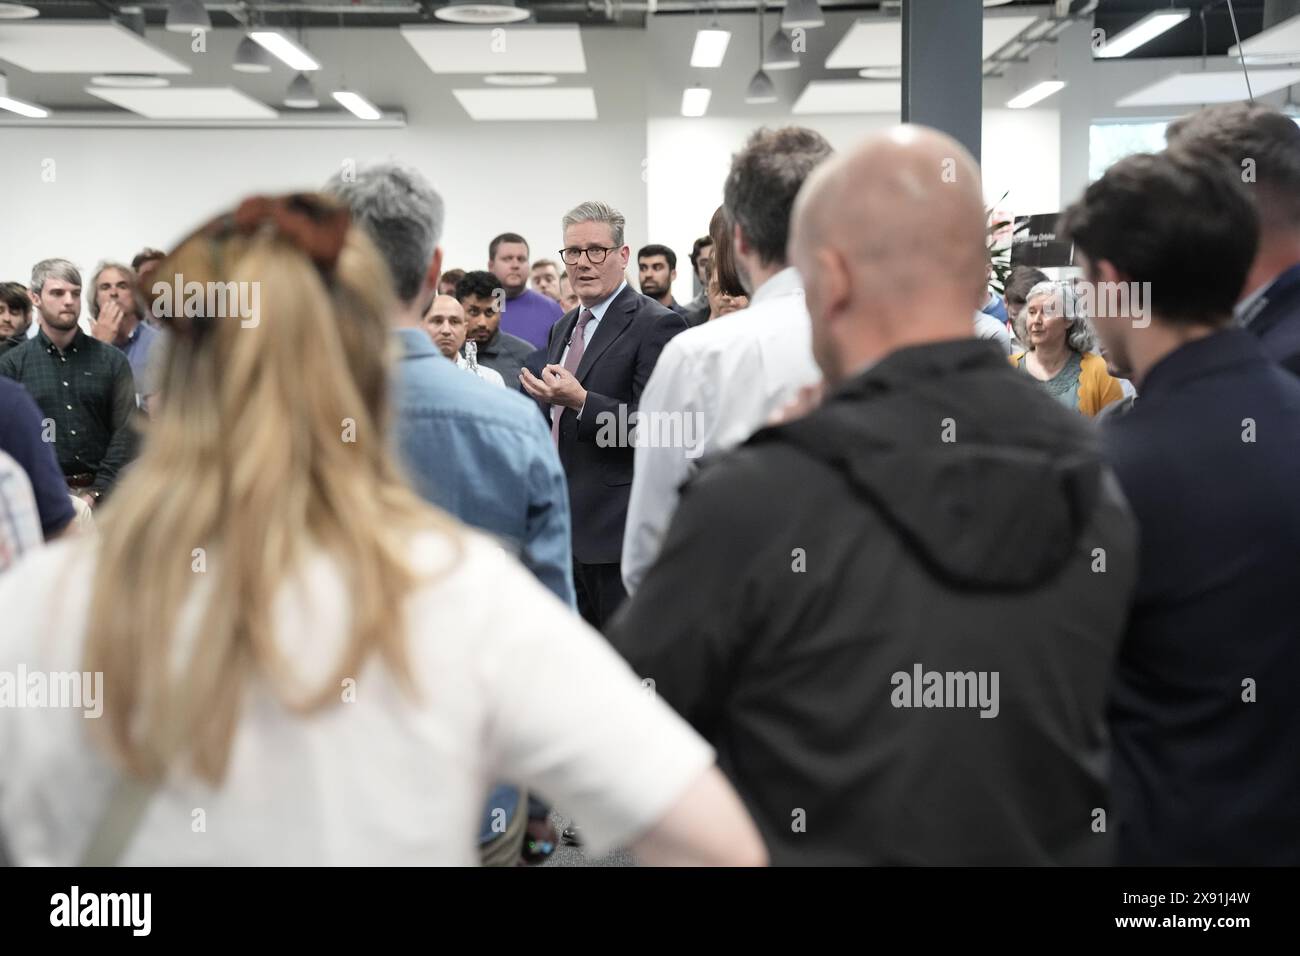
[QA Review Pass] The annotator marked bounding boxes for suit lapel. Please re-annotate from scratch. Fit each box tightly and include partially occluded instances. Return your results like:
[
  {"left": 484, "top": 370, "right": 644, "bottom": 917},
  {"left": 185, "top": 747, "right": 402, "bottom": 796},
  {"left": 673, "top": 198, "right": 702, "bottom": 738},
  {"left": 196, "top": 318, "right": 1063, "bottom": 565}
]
[
  {"left": 552, "top": 309, "right": 580, "bottom": 365},
  {"left": 575, "top": 285, "right": 636, "bottom": 383}
]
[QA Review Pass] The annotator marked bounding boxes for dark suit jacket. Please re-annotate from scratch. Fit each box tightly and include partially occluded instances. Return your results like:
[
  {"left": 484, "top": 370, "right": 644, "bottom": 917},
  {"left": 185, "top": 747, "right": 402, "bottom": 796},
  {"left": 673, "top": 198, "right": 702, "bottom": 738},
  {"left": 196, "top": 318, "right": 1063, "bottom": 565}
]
[
  {"left": 543, "top": 284, "right": 687, "bottom": 564},
  {"left": 1103, "top": 329, "right": 1300, "bottom": 864},
  {"left": 1244, "top": 262, "right": 1300, "bottom": 378}
]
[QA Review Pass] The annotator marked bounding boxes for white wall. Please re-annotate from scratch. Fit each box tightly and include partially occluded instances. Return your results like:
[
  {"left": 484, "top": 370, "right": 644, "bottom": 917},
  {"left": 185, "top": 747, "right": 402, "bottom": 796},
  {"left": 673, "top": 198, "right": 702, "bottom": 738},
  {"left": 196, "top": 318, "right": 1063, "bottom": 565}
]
[
  {"left": 0, "top": 120, "right": 649, "bottom": 302},
  {"left": 647, "top": 109, "right": 1060, "bottom": 303}
]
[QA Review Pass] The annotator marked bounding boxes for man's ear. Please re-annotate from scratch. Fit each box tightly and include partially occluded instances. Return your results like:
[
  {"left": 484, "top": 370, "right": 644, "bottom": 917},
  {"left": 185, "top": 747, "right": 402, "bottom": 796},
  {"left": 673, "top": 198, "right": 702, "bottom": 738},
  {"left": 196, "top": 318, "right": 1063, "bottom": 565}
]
[
  {"left": 1092, "top": 258, "right": 1124, "bottom": 286},
  {"left": 424, "top": 246, "right": 444, "bottom": 292},
  {"left": 733, "top": 222, "right": 751, "bottom": 259}
]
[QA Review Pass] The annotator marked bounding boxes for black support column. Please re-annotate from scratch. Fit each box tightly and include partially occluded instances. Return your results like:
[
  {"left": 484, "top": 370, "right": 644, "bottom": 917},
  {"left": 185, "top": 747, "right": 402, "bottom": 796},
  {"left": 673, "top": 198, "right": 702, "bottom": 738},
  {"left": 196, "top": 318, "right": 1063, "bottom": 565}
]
[{"left": 901, "top": 0, "right": 983, "bottom": 164}]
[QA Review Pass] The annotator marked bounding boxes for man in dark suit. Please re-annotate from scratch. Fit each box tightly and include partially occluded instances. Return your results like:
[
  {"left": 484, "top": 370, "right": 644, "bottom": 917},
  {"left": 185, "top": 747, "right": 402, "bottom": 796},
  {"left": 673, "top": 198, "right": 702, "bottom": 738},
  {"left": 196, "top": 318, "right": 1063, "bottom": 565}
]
[
  {"left": 1165, "top": 101, "right": 1300, "bottom": 376},
  {"left": 520, "top": 201, "right": 688, "bottom": 629},
  {"left": 1064, "top": 148, "right": 1300, "bottom": 864}
]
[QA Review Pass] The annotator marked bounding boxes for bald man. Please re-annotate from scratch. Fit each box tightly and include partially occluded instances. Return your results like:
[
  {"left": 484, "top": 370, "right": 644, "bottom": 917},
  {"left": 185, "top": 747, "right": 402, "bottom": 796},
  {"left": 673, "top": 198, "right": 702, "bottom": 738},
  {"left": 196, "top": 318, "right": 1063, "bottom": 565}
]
[
  {"left": 422, "top": 294, "right": 504, "bottom": 387},
  {"left": 608, "top": 125, "right": 1138, "bottom": 865}
]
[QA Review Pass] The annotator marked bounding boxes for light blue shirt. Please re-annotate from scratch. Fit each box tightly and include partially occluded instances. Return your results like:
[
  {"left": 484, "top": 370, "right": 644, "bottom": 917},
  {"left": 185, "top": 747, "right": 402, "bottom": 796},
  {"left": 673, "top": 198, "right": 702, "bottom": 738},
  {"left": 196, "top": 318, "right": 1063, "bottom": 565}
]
[
  {"left": 391, "top": 328, "right": 576, "bottom": 846},
  {"left": 392, "top": 328, "right": 575, "bottom": 606}
]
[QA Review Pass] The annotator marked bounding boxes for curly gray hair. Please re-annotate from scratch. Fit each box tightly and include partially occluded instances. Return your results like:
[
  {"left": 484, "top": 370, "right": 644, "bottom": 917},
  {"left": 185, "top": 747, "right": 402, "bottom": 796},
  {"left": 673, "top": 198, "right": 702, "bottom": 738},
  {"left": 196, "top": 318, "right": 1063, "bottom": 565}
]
[
  {"left": 1024, "top": 279, "right": 1097, "bottom": 354},
  {"left": 87, "top": 260, "right": 147, "bottom": 320}
]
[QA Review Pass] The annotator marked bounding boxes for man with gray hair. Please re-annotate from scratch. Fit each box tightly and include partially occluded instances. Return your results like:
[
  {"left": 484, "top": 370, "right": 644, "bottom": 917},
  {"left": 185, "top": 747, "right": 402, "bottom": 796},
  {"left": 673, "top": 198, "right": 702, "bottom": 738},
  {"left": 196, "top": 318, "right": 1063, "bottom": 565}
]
[
  {"left": 0, "top": 259, "right": 138, "bottom": 509},
  {"left": 521, "top": 200, "right": 687, "bottom": 629},
  {"left": 621, "top": 126, "right": 832, "bottom": 596},
  {"left": 325, "top": 162, "right": 576, "bottom": 866},
  {"left": 87, "top": 260, "right": 162, "bottom": 406}
]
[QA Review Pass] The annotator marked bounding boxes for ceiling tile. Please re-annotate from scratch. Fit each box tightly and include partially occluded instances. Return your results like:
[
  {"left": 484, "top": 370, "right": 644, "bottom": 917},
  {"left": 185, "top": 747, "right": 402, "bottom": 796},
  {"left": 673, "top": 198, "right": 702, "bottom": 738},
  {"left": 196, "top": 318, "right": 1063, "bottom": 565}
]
[
  {"left": 401, "top": 24, "right": 587, "bottom": 74},
  {"left": 85, "top": 86, "right": 278, "bottom": 119},
  {"left": 0, "top": 21, "right": 191, "bottom": 75}
]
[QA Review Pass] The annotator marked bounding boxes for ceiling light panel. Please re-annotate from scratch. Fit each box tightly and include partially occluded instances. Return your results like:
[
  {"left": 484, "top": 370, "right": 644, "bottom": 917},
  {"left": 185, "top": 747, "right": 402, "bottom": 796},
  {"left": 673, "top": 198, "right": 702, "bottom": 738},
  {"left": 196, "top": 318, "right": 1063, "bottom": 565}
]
[
  {"left": 401, "top": 24, "right": 587, "bottom": 74},
  {"left": 1116, "top": 68, "right": 1300, "bottom": 106},
  {"left": 452, "top": 87, "right": 597, "bottom": 120},
  {"left": 792, "top": 79, "right": 900, "bottom": 114},
  {"left": 86, "top": 86, "right": 278, "bottom": 119},
  {"left": 0, "top": 21, "right": 191, "bottom": 74},
  {"left": 825, "top": 15, "right": 1037, "bottom": 69},
  {"left": 1227, "top": 13, "right": 1300, "bottom": 62}
]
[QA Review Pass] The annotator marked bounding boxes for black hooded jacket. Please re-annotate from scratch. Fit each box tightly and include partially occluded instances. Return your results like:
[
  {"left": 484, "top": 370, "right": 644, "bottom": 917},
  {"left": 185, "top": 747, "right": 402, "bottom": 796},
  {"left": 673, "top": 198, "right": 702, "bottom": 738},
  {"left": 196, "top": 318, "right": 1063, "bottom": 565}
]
[{"left": 608, "top": 338, "right": 1137, "bottom": 865}]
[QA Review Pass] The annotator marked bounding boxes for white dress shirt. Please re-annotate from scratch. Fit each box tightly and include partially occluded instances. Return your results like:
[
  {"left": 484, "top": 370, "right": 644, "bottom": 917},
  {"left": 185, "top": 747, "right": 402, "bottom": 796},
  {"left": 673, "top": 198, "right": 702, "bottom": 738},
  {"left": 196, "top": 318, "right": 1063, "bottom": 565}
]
[
  {"left": 621, "top": 267, "right": 819, "bottom": 594},
  {"left": 0, "top": 529, "right": 714, "bottom": 864}
]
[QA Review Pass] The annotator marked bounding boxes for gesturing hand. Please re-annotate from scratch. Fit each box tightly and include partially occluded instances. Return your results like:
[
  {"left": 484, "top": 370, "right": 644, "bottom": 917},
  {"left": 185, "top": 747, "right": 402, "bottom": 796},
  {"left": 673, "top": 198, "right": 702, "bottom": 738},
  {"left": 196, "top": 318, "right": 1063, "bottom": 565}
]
[{"left": 520, "top": 364, "right": 587, "bottom": 410}]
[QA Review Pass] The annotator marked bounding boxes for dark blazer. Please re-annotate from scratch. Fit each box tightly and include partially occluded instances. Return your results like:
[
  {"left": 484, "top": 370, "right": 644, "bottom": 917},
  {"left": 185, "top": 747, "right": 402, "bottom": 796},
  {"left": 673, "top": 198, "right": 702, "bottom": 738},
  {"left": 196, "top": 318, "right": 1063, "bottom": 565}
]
[
  {"left": 1243, "top": 262, "right": 1300, "bottom": 378},
  {"left": 543, "top": 283, "right": 687, "bottom": 564},
  {"left": 1103, "top": 329, "right": 1300, "bottom": 864}
]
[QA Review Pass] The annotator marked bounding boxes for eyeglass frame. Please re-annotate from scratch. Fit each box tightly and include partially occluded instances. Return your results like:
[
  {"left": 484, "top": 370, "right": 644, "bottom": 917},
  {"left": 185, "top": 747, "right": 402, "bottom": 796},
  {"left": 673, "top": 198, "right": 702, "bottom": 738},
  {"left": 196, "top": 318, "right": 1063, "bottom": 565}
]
[{"left": 558, "top": 245, "right": 620, "bottom": 266}]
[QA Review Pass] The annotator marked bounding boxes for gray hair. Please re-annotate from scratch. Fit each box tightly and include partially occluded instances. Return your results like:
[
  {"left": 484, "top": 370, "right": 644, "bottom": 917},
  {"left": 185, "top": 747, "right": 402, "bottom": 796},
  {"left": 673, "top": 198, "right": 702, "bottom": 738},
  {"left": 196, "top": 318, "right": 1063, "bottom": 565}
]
[
  {"left": 324, "top": 162, "right": 445, "bottom": 304},
  {"left": 562, "top": 201, "right": 625, "bottom": 247},
  {"left": 30, "top": 258, "right": 81, "bottom": 295},
  {"left": 1025, "top": 280, "right": 1097, "bottom": 354},
  {"left": 87, "top": 260, "right": 145, "bottom": 320}
]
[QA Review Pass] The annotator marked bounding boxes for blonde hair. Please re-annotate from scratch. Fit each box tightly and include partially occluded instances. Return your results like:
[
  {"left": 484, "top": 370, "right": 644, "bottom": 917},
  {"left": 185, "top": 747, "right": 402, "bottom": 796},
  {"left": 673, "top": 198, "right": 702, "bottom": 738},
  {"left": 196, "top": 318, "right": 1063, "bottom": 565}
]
[{"left": 84, "top": 195, "right": 460, "bottom": 784}]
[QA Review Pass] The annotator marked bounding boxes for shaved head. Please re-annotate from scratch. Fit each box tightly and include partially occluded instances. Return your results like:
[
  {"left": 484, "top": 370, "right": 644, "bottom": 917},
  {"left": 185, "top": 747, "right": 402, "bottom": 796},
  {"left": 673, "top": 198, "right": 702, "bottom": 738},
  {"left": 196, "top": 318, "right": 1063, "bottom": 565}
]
[{"left": 791, "top": 125, "right": 989, "bottom": 383}]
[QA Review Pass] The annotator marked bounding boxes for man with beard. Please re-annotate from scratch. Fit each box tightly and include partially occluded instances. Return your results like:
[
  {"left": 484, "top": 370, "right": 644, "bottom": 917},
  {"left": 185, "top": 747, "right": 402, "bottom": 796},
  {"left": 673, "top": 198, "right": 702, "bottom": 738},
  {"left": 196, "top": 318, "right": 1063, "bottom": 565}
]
[
  {"left": 0, "top": 259, "right": 137, "bottom": 509},
  {"left": 637, "top": 245, "right": 688, "bottom": 317},
  {"left": 456, "top": 270, "right": 535, "bottom": 384}
]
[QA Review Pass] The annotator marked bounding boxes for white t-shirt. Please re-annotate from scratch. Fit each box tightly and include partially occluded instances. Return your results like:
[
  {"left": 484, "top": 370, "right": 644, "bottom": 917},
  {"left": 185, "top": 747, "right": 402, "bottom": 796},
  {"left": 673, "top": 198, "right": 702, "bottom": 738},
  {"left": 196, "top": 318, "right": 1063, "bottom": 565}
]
[{"left": 0, "top": 529, "right": 713, "bottom": 865}]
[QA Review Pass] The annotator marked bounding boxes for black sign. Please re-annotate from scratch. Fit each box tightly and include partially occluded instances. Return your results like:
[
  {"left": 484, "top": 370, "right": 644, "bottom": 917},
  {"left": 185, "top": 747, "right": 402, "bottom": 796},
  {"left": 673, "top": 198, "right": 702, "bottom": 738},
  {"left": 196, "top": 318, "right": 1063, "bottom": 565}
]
[{"left": 1011, "top": 213, "right": 1075, "bottom": 268}]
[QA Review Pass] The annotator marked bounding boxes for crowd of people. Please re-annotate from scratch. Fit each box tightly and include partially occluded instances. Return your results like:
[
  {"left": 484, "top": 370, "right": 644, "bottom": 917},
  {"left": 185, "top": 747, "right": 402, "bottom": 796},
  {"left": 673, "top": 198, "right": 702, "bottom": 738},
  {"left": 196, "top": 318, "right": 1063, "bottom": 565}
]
[{"left": 0, "top": 98, "right": 1297, "bottom": 866}]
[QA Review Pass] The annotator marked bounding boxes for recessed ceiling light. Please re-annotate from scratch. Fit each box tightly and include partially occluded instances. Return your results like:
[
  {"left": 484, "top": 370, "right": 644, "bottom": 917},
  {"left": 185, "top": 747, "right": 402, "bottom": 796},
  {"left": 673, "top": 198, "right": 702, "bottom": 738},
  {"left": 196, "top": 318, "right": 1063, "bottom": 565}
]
[
  {"left": 435, "top": 1, "right": 530, "bottom": 24},
  {"left": 250, "top": 31, "right": 320, "bottom": 72},
  {"left": 0, "top": 73, "right": 47, "bottom": 116},
  {"left": 691, "top": 26, "right": 731, "bottom": 68},
  {"left": 858, "top": 66, "right": 901, "bottom": 79},
  {"left": 0, "top": 3, "right": 40, "bottom": 19},
  {"left": 1006, "top": 79, "right": 1066, "bottom": 108},
  {"left": 91, "top": 73, "right": 171, "bottom": 88},
  {"left": 483, "top": 73, "right": 557, "bottom": 86},
  {"left": 1094, "top": 9, "right": 1191, "bottom": 59},
  {"left": 332, "top": 90, "right": 382, "bottom": 121},
  {"left": 681, "top": 86, "right": 711, "bottom": 117}
]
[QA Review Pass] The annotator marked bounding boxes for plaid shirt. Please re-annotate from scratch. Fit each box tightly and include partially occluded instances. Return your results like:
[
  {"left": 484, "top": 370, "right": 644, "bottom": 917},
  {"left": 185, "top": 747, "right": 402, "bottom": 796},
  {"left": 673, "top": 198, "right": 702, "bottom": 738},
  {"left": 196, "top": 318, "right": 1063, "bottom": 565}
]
[
  {"left": 0, "top": 450, "right": 42, "bottom": 573},
  {"left": 0, "top": 326, "right": 137, "bottom": 495}
]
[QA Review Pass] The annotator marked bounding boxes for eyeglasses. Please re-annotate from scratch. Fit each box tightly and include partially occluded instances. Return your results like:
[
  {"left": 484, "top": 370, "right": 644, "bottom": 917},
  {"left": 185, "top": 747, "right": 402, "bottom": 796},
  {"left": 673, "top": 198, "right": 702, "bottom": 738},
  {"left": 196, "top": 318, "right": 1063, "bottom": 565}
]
[{"left": 559, "top": 246, "right": 618, "bottom": 266}]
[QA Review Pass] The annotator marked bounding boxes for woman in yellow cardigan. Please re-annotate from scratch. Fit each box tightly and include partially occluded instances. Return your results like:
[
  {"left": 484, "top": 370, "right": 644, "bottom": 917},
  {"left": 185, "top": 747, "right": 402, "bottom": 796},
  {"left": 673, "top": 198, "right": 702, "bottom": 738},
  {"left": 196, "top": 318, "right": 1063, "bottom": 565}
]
[{"left": 1009, "top": 280, "right": 1124, "bottom": 417}]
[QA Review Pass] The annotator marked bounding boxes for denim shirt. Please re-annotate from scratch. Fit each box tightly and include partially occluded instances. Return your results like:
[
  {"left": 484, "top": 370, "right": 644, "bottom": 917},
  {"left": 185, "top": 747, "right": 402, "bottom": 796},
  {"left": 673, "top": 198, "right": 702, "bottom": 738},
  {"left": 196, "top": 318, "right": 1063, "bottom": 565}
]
[{"left": 391, "top": 329, "right": 576, "bottom": 846}]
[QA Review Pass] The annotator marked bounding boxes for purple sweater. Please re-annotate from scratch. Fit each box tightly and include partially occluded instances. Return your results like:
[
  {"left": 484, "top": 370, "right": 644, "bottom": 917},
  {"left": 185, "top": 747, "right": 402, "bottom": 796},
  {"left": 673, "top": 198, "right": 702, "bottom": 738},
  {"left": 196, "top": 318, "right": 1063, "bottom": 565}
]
[{"left": 500, "top": 287, "right": 563, "bottom": 351}]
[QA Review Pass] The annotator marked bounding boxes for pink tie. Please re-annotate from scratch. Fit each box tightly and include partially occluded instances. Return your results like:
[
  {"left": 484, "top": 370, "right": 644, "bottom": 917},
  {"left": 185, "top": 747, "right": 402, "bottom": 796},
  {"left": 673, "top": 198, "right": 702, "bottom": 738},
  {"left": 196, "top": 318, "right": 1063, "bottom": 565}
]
[{"left": 552, "top": 309, "right": 593, "bottom": 444}]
